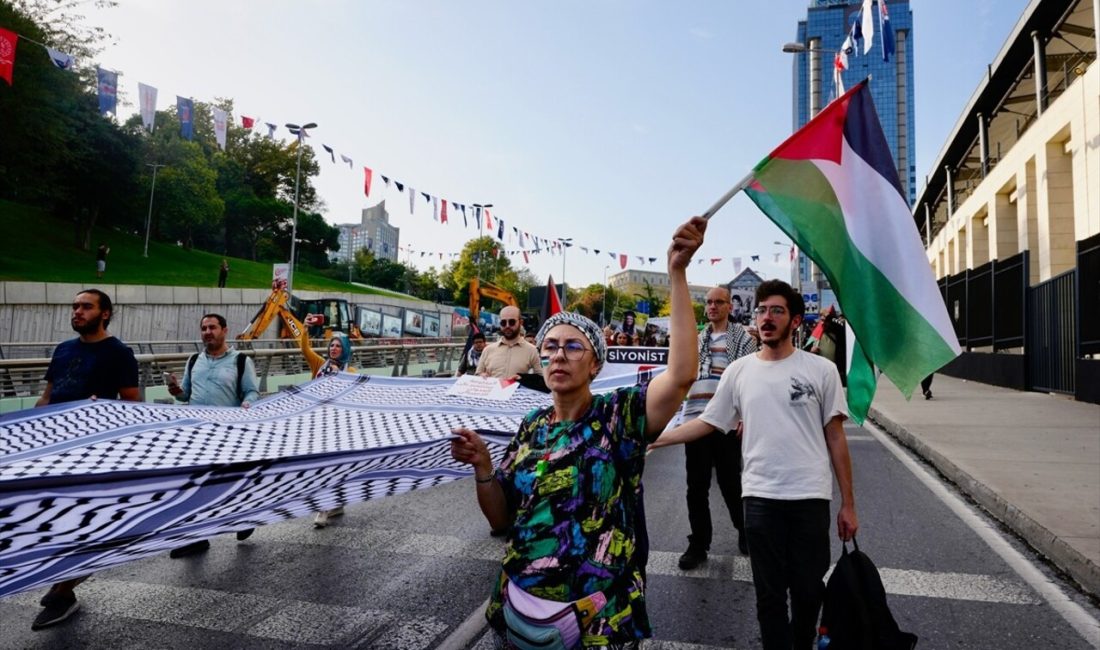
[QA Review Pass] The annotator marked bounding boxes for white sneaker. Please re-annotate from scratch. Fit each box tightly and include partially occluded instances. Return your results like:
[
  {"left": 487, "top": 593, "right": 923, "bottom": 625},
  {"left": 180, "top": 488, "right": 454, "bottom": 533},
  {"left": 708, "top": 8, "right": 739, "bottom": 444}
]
[
  {"left": 312, "top": 511, "right": 329, "bottom": 528},
  {"left": 328, "top": 506, "right": 344, "bottom": 518}
]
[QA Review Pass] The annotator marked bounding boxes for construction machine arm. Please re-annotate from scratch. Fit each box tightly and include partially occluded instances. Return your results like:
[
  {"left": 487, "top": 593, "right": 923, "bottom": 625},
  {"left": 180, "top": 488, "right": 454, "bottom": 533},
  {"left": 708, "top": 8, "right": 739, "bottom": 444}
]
[
  {"left": 469, "top": 278, "right": 519, "bottom": 326},
  {"left": 239, "top": 284, "right": 325, "bottom": 376}
]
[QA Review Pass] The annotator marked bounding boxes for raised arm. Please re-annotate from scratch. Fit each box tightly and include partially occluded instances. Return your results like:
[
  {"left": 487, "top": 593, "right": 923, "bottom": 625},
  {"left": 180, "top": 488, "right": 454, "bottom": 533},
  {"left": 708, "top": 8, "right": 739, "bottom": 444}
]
[{"left": 644, "top": 217, "right": 706, "bottom": 437}]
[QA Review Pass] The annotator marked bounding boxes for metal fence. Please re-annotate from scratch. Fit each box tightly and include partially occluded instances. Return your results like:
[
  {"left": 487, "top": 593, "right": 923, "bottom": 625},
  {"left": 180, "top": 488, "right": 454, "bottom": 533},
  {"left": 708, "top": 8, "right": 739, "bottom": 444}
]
[
  {"left": 1027, "top": 270, "right": 1077, "bottom": 394},
  {"left": 940, "top": 250, "right": 1028, "bottom": 351},
  {"left": 1079, "top": 232, "right": 1100, "bottom": 356},
  {"left": 0, "top": 341, "right": 465, "bottom": 400}
]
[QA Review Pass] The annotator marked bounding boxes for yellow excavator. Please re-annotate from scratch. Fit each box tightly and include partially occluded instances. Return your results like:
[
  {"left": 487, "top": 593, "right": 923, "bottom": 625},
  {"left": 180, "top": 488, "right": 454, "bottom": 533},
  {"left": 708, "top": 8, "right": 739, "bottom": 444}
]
[
  {"left": 239, "top": 281, "right": 364, "bottom": 341},
  {"left": 468, "top": 278, "right": 519, "bottom": 327}
]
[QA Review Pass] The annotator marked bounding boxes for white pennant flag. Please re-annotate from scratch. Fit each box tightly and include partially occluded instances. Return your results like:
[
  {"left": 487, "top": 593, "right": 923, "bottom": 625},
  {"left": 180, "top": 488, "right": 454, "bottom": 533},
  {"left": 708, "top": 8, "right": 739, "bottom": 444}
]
[
  {"left": 45, "top": 47, "right": 75, "bottom": 70},
  {"left": 733, "top": 257, "right": 742, "bottom": 274},
  {"left": 432, "top": 196, "right": 439, "bottom": 222},
  {"left": 137, "top": 82, "right": 157, "bottom": 133},
  {"left": 861, "top": 0, "right": 875, "bottom": 54},
  {"left": 409, "top": 186, "right": 416, "bottom": 215},
  {"left": 212, "top": 107, "right": 228, "bottom": 150}
]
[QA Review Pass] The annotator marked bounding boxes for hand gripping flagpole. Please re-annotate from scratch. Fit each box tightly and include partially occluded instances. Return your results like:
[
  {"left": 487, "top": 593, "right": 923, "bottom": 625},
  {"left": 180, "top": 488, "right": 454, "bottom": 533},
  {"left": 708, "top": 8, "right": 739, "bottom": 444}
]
[{"left": 701, "top": 171, "right": 754, "bottom": 220}]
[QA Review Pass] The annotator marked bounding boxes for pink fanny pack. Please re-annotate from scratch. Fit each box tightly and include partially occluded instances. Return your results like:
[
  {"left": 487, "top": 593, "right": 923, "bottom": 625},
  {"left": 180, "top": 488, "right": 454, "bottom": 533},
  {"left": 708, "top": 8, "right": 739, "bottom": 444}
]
[{"left": 502, "top": 579, "right": 608, "bottom": 650}]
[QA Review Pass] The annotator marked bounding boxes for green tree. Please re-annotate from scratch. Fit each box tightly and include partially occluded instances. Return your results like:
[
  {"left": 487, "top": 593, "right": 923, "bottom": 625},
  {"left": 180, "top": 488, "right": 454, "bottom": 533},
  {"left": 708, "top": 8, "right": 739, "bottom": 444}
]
[{"left": 151, "top": 142, "right": 224, "bottom": 250}]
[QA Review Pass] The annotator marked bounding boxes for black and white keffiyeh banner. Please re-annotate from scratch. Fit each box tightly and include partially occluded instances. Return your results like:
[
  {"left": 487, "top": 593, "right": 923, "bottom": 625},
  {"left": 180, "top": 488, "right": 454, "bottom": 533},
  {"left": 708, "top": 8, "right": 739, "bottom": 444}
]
[{"left": 0, "top": 374, "right": 560, "bottom": 598}]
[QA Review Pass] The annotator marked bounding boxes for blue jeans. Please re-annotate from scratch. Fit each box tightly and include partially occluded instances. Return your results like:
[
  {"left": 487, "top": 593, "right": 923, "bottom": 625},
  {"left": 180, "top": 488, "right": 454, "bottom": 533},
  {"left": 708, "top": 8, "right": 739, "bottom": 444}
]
[{"left": 743, "top": 497, "right": 830, "bottom": 650}]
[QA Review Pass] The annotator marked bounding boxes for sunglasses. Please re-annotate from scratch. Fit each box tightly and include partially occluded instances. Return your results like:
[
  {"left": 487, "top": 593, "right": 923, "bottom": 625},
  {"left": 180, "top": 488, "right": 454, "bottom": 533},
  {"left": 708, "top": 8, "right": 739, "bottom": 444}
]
[{"left": 501, "top": 318, "right": 519, "bottom": 326}]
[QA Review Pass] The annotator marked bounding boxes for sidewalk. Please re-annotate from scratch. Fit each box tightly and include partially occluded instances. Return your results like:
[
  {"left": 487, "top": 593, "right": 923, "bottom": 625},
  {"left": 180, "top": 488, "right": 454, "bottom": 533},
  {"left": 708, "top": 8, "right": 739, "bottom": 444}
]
[{"left": 868, "top": 374, "right": 1100, "bottom": 598}]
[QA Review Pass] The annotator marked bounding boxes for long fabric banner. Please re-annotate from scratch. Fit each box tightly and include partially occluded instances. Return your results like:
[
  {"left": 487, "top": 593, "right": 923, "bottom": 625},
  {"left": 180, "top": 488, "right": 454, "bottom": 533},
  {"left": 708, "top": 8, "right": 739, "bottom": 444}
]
[{"left": 0, "top": 373, "right": 562, "bottom": 598}]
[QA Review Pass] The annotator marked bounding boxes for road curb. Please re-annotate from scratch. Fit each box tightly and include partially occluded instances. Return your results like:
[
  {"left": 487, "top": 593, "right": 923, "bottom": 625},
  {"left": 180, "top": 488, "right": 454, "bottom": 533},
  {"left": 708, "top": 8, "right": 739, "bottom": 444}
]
[{"left": 868, "top": 406, "right": 1100, "bottom": 600}]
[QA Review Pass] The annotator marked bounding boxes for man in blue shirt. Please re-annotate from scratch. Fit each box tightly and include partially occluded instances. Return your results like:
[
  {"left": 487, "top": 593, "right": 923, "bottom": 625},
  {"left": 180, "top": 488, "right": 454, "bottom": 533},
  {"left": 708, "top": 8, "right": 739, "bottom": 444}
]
[
  {"left": 33, "top": 289, "right": 140, "bottom": 630},
  {"left": 165, "top": 313, "right": 260, "bottom": 558},
  {"left": 167, "top": 313, "right": 260, "bottom": 407}
]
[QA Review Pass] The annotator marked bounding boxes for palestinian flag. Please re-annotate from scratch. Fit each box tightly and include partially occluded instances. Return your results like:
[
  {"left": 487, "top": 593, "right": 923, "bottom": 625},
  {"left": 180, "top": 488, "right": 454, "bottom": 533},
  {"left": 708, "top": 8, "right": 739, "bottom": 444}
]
[{"left": 744, "top": 79, "right": 959, "bottom": 423}]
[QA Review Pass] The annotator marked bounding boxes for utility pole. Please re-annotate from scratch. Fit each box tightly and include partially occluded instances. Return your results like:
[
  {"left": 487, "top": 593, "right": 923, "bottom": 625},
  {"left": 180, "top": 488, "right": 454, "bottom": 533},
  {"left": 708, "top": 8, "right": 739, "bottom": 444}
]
[{"left": 143, "top": 163, "right": 166, "bottom": 258}]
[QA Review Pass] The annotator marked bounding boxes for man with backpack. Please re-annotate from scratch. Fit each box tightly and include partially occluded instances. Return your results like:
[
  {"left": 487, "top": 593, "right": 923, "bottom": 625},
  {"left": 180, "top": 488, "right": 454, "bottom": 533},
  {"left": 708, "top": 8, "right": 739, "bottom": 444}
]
[
  {"left": 167, "top": 313, "right": 259, "bottom": 408},
  {"left": 165, "top": 313, "right": 261, "bottom": 557},
  {"left": 652, "top": 280, "right": 858, "bottom": 649}
]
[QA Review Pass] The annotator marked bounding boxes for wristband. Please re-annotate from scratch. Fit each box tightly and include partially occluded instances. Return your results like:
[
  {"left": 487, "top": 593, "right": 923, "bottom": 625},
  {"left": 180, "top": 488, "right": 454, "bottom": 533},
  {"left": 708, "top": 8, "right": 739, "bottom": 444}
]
[{"left": 475, "top": 473, "right": 494, "bottom": 484}]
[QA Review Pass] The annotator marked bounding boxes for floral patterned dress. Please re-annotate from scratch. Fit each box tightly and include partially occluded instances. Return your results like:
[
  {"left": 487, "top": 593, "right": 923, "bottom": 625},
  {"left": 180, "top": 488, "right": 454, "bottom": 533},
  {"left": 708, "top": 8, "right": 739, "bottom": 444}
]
[{"left": 487, "top": 384, "right": 651, "bottom": 646}]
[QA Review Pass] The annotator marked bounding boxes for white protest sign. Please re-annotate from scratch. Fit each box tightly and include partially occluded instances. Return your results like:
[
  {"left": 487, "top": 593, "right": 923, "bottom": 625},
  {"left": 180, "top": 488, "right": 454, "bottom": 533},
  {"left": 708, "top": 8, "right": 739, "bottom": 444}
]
[{"left": 446, "top": 374, "right": 520, "bottom": 401}]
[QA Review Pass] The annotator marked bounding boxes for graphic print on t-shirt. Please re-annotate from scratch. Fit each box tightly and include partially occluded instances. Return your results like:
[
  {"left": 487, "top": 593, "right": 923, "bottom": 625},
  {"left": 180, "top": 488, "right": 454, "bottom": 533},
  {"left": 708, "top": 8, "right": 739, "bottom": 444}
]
[{"left": 789, "top": 376, "right": 818, "bottom": 403}]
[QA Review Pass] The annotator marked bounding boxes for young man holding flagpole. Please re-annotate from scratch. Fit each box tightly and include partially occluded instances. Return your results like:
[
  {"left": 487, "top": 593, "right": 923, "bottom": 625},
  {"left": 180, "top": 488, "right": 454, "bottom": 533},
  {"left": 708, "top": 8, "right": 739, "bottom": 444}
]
[{"left": 652, "top": 279, "right": 856, "bottom": 649}]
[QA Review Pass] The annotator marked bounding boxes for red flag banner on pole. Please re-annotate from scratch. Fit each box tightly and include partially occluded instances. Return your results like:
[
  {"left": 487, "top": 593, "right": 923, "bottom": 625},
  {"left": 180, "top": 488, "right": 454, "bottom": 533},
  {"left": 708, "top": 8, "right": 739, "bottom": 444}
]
[
  {"left": 441, "top": 199, "right": 448, "bottom": 224},
  {"left": 619, "top": 254, "right": 627, "bottom": 270},
  {"left": 241, "top": 116, "right": 255, "bottom": 129},
  {"left": 363, "top": 167, "right": 373, "bottom": 197},
  {"left": 0, "top": 28, "right": 18, "bottom": 86},
  {"left": 543, "top": 275, "right": 563, "bottom": 321},
  {"left": 485, "top": 208, "right": 493, "bottom": 230}
]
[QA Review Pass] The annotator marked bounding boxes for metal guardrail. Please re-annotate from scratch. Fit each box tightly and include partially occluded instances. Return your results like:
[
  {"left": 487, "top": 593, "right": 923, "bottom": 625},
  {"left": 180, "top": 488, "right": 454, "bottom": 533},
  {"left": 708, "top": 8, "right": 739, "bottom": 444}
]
[
  {"left": 0, "top": 342, "right": 465, "bottom": 400},
  {"left": 0, "top": 337, "right": 465, "bottom": 360}
]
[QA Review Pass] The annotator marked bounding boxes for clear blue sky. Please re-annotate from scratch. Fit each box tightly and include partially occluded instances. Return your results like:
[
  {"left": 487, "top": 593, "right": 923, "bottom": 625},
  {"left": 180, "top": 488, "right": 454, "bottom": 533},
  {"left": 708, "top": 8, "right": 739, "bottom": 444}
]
[{"left": 82, "top": 0, "right": 1027, "bottom": 289}]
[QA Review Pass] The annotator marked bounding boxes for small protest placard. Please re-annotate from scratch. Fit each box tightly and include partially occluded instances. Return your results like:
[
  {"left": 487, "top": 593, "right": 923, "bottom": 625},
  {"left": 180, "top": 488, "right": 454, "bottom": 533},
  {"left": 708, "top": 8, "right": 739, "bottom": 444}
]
[{"left": 445, "top": 374, "right": 519, "bottom": 401}]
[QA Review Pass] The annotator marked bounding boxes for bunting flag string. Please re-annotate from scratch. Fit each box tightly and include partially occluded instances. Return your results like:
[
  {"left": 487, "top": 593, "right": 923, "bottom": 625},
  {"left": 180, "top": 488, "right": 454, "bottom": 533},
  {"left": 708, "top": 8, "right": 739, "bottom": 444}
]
[{"left": 0, "top": 28, "right": 788, "bottom": 278}]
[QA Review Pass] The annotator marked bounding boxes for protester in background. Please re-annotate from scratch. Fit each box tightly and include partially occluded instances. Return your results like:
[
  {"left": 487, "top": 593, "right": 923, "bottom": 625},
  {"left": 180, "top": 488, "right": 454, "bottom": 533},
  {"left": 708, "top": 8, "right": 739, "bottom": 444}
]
[
  {"left": 217, "top": 259, "right": 229, "bottom": 288},
  {"left": 32, "top": 289, "right": 140, "bottom": 630},
  {"left": 476, "top": 305, "right": 540, "bottom": 380},
  {"left": 458, "top": 332, "right": 488, "bottom": 376},
  {"left": 166, "top": 313, "right": 261, "bottom": 557},
  {"left": 449, "top": 217, "right": 706, "bottom": 647},
  {"left": 296, "top": 323, "right": 358, "bottom": 527},
  {"left": 632, "top": 333, "right": 643, "bottom": 346},
  {"left": 95, "top": 242, "right": 110, "bottom": 279},
  {"left": 921, "top": 374, "right": 934, "bottom": 400},
  {"left": 615, "top": 331, "right": 630, "bottom": 346},
  {"left": 653, "top": 280, "right": 857, "bottom": 649},
  {"left": 677, "top": 286, "right": 758, "bottom": 571},
  {"left": 603, "top": 325, "right": 617, "bottom": 346}
]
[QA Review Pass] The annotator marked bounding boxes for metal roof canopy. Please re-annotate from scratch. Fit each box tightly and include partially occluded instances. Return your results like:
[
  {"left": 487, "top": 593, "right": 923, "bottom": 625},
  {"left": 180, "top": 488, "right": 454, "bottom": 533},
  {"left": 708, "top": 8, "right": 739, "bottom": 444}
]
[{"left": 915, "top": 0, "right": 1096, "bottom": 237}]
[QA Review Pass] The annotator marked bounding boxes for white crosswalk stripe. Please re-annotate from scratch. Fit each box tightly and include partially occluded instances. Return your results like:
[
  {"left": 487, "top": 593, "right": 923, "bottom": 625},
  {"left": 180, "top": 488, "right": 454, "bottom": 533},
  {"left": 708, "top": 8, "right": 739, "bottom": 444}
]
[{"left": 2, "top": 519, "right": 1041, "bottom": 647}]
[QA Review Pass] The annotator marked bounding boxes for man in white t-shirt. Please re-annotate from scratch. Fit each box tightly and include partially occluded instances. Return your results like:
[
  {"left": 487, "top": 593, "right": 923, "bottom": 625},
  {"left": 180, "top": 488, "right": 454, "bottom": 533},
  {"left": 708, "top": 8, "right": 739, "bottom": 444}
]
[
  {"left": 677, "top": 286, "right": 758, "bottom": 570},
  {"left": 653, "top": 279, "right": 857, "bottom": 650}
]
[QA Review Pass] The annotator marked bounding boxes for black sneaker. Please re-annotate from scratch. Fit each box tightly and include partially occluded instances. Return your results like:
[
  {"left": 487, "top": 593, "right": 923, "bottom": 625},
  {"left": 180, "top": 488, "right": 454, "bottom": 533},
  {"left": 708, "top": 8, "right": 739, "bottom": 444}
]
[
  {"left": 236, "top": 528, "right": 255, "bottom": 541},
  {"left": 738, "top": 532, "right": 749, "bottom": 555},
  {"left": 32, "top": 590, "right": 79, "bottom": 630},
  {"left": 678, "top": 546, "right": 708, "bottom": 570},
  {"left": 924, "top": 390, "right": 933, "bottom": 400},
  {"left": 169, "top": 539, "right": 211, "bottom": 558}
]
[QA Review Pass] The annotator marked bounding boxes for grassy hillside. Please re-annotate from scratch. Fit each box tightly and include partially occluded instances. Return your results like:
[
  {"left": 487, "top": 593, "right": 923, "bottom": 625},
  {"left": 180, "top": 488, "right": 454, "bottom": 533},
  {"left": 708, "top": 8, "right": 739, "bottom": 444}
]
[{"left": 0, "top": 200, "right": 423, "bottom": 300}]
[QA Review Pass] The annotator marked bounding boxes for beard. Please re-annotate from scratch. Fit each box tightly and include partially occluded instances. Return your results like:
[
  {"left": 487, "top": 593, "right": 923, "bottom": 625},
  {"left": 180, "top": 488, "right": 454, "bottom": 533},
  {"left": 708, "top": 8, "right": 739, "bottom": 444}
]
[
  {"left": 71, "top": 314, "right": 104, "bottom": 335},
  {"left": 760, "top": 321, "right": 793, "bottom": 348},
  {"left": 501, "top": 327, "right": 520, "bottom": 341}
]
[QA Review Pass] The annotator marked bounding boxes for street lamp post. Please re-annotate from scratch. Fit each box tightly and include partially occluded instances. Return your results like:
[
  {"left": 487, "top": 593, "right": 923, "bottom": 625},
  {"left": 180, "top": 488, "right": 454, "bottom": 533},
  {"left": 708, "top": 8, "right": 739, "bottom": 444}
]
[
  {"left": 285, "top": 121, "right": 317, "bottom": 292},
  {"left": 472, "top": 203, "right": 492, "bottom": 283},
  {"left": 558, "top": 238, "right": 573, "bottom": 305},
  {"left": 601, "top": 265, "right": 610, "bottom": 326},
  {"left": 143, "top": 162, "right": 165, "bottom": 258}
]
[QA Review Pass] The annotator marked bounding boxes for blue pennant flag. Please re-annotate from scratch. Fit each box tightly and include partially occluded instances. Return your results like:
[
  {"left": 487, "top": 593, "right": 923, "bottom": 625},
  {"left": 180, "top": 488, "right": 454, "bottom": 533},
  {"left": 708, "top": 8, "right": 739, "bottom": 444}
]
[
  {"left": 96, "top": 67, "right": 117, "bottom": 115},
  {"left": 177, "top": 96, "right": 194, "bottom": 140}
]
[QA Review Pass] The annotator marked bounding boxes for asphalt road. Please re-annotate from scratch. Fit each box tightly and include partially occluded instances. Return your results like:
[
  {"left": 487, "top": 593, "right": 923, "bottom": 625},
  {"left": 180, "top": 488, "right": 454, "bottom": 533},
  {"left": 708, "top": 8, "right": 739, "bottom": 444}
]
[{"left": 2, "top": 422, "right": 1098, "bottom": 649}]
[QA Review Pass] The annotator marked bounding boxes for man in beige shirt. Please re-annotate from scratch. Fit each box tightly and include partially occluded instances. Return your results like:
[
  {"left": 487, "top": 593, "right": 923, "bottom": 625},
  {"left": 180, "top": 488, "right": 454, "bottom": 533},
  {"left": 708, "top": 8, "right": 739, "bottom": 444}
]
[{"left": 476, "top": 306, "right": 541, "bottom": 379}]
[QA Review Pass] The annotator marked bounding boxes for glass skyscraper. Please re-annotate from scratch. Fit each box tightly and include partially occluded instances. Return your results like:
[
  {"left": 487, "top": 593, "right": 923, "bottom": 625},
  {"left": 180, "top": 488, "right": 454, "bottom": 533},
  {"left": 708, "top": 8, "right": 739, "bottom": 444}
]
[
  {"left": 791, "top": 0, "right": 915, "bottom": 310},
  {"left": 793, "top": 0, "right": 915, "bottom": 201}
]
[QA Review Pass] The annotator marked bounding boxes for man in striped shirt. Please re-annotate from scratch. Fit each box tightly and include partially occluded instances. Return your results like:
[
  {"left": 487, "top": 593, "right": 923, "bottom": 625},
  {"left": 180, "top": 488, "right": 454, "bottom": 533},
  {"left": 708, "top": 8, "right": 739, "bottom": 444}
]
[{"left": 678, "top": 285, "right": 758, "bottom": 570}]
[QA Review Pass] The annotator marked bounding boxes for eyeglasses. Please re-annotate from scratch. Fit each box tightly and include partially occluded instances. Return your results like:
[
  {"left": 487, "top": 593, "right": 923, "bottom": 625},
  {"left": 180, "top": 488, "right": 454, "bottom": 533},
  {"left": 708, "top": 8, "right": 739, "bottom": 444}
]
[
  {"left": 753, "top": 305, "right": 788, "bottom": 317},
  {"left": 500, "top": 318, "right": 519, "bottom": 326},
  {"left": 540, "top": 340, "right": 589, "bottom": 361}
]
